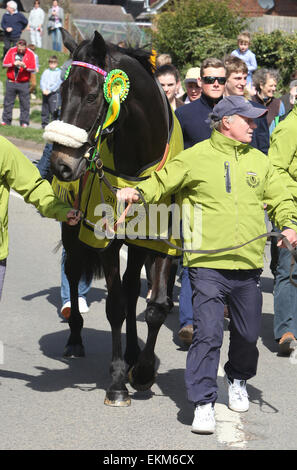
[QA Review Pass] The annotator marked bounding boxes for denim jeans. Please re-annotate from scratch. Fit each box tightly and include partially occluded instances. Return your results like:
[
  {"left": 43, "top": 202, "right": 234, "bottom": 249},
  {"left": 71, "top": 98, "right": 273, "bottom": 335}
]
[
  {"left": 51, "top": 28, "right": 62, "bottom": 52},
  {"left": 37, "top": 143, "right": 53, "bottom": 181},
  {"left": 273, "top": 244, "right": 297, "bottom": 340},
  {"left": 179, "top": 266, "right": 193, "bottom": 328},
  {"left": 61, "top": 248, "right": 92, "bottom": 305}
]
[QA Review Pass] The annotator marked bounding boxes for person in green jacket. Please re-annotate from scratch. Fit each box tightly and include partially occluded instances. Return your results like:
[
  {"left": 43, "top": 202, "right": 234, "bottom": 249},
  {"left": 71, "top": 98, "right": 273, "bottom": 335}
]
[
  {"left": 269, "top": 104, "right": 297, "bottom": 355},
  {"left": 117, "top": 96, "right": 297, "bottom": 435},
  {"left": 0, "top": 136, "right": 80, "bottom": 300}
]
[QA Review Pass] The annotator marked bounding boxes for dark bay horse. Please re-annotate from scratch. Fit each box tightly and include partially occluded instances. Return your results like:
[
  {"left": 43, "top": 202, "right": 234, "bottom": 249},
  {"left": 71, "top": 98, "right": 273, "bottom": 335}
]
[{"left": 47, "top": 29, "right": 183, "bottom": 407}]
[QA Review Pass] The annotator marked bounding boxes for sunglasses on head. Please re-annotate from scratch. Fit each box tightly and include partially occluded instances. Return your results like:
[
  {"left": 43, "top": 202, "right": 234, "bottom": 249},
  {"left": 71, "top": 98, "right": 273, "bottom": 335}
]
[{"left": 202, "top": 76, "right": 226, "bottom": 85}]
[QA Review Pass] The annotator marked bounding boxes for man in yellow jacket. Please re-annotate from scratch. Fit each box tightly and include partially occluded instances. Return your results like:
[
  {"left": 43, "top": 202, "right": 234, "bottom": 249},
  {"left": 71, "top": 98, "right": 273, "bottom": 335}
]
[
  {"left": 117, "top": 96, "right": 297, "bottom": 434},
  {"left": 0, "top": 136, "right": 80, "bottom": 300},
  {"left": 269, "top": 104, "right": 297, "bottom": 355}
]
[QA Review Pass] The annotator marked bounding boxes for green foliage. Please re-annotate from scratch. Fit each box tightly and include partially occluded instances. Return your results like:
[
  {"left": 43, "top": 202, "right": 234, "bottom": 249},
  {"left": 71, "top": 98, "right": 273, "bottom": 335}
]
[
  {"left": 252, "top": 30, "right": 297, "bottom": 90},
  {"left": 184, "top": 26, "right": 236, "bottom": 71},
  {"left": 151, "top": 0, "right": 248, "bottom": 70}
]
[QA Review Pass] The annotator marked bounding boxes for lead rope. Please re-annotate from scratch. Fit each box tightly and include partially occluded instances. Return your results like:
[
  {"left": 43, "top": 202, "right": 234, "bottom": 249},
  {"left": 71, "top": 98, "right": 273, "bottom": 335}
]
[{"left": 135, "top": 189, "right": 297, "bottom": 286}]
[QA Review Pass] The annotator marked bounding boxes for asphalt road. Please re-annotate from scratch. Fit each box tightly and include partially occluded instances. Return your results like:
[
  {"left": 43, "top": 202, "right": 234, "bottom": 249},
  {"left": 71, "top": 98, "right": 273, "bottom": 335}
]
[{"left": 0, "top": 141, "right": 296, "bottom": 453}]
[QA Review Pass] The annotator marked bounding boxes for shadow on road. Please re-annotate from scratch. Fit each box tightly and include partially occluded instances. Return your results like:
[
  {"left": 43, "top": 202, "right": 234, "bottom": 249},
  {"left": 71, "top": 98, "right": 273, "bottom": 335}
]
[{"left": 22, "top": 286, "right": 107, "bottom": 319}]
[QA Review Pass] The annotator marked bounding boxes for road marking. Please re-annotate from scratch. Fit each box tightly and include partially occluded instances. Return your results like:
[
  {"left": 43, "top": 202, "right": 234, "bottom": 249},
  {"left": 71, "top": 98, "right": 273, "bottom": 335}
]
[{"left": 215, "top": 364, "right": 248, "bottom": 448}]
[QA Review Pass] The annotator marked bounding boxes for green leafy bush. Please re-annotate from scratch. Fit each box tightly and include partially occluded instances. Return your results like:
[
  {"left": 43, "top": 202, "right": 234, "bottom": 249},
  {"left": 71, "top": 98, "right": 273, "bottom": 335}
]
[
  {"left": 151, "top": 0, "right": 247, "bottom": 70},
  {"left": 252, "top": 30, "right": 297, "bottom": 90}
]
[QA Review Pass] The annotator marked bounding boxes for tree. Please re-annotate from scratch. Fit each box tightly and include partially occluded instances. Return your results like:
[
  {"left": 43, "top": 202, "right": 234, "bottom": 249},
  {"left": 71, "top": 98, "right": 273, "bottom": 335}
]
[{"left": 151, "top": 0, "right": 248, "bottom": 70}]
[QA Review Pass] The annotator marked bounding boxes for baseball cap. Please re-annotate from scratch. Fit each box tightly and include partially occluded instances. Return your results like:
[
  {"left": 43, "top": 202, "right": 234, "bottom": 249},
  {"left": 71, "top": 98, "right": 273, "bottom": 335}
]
[
  {"left": 184, "top": 67, "right": 200, "bottom": 84},
  {"left": 210, "top": 95, "right": 267, "bottom": 121}
]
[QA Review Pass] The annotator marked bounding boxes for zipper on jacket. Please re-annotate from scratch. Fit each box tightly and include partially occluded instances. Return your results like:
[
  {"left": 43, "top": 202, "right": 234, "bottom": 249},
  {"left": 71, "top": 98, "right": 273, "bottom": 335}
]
[{"left": 224, "top": 161, "right": 231, "bottom": 193}]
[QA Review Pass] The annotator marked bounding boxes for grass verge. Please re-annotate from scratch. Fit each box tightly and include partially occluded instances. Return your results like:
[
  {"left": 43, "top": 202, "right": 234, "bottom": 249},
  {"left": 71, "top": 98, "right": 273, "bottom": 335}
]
[{"left": 0, "top": 125, "right": 44, "bottom": 144}]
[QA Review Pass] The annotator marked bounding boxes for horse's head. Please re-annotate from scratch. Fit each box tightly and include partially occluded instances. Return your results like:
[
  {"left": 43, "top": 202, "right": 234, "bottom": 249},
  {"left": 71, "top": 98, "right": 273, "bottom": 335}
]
[
  {"left": 47, "top": 29, "right": 168, "bottom": 182},
  {"left": 46, "top": 29, "right": 112, "bottom": 181}
]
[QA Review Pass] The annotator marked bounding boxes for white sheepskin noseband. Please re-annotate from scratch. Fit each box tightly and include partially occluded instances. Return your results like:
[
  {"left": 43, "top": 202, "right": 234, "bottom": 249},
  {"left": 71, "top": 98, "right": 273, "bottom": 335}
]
[{"left": 43, "top": 121, "right": 88, "bottom": 148}]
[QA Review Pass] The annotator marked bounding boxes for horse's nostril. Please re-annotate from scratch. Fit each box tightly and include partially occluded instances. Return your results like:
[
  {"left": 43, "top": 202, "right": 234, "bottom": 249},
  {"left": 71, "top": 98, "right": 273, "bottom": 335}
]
[{"left": 60, "top": 164, "right": 72, "bottom": 179}]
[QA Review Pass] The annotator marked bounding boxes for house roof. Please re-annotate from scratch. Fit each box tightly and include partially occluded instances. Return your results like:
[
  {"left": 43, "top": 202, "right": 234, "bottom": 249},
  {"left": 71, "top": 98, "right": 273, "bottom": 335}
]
[{"left": 71, "top": 3, "right": 134, "bottom": 22}]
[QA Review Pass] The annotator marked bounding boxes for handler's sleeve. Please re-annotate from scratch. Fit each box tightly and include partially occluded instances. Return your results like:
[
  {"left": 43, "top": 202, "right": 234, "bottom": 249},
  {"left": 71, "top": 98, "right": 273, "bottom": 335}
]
[
  {"left": 1, "top": 137, "right": 71, "bottom": 221},
  {"left": 136, "top": 150, "right": 192, "bottom": 204},
  {"left": 264, "top": 159, "right": 297, "bottom": 230},
  {"left": 269, "top": 124, "right": 297, "bottom": 204}
]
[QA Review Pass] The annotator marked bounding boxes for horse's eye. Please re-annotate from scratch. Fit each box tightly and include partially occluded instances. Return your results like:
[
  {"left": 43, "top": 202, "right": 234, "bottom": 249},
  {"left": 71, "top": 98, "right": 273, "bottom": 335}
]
[{"left": 87, "top": 93, "right": 97, "bottom": 103}]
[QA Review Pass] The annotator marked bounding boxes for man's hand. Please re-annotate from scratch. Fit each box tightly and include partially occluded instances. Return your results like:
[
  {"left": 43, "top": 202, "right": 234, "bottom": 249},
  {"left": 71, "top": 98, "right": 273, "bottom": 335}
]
[
  {"left": 278, "top": 228, "right": 297, "bottom": 248},
  {"left": 66, "top": 209, "right": 81, "bottom": 226},
  {"left": 117, "top": 188, "right": 140, "bottom": 204}
]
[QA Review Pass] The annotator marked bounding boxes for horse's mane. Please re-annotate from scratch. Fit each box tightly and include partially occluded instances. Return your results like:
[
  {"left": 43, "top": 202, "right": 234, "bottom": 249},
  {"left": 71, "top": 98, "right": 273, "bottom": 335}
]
[
  {"left": 115, "top": 45, "right": 155, "bottom": 78},
  {"left": 74, "top": 39, "right": 155, "bottom": 78}
]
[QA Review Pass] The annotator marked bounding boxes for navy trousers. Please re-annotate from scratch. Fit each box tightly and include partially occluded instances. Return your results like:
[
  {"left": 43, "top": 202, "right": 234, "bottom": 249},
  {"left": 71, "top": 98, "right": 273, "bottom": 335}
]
[{"left": 185, "top": 267, "right": 262, "bottom": 405}]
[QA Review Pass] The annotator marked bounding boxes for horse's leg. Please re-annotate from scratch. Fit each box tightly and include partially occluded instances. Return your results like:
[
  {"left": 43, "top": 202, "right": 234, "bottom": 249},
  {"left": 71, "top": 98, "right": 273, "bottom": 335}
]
[
  {"left": 122, "top": 246, "right": 148, "bottom": 368},
  {"left": 128, "top": 255, "right": 172, "bottom": 391},
  {"left": 61, "top": 223, "right": 85, "bottom": 358},
  {"left": 100, "top": 241, "right": 131, "bottom": 407}
]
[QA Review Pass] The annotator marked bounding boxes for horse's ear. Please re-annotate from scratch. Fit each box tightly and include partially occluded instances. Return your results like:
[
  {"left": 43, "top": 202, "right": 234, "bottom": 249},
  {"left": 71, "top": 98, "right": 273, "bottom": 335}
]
[
  {"left": 61, "top": 28, "right": 78, "bottom": 54},
  {"left": 91, "top": 31, "right": 107, "bottom": 63}
]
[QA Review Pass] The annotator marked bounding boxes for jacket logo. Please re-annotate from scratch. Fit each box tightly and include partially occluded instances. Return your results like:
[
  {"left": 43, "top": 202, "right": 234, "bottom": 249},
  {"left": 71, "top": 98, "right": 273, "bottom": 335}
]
[{"left": 246, "top": 171, "right": 260, "bottom": 188}]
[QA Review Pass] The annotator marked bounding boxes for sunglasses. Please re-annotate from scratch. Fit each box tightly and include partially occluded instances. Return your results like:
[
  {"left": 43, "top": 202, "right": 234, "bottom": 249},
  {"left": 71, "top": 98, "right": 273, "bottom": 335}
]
[{"left": 202, "top": 76, "right": 226, "bottom": 85}]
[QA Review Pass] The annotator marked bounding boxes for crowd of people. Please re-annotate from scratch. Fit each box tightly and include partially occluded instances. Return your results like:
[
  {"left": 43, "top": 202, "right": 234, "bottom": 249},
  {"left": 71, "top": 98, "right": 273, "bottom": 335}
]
[{"left": 1, "top": 15, "right": 297, "bottom": 436}]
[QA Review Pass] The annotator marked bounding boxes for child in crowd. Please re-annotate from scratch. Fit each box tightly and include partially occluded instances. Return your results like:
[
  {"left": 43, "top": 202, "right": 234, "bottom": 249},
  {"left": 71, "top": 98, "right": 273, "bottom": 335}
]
[
  {"left": 28, "top": 43, "right": 39, "bottom": 99},
  {"left": 231, "top": 31, "right": 257, "bottom": 88},
  {"left": 40, "top": 55, "right": 62, "bottom": 128}
]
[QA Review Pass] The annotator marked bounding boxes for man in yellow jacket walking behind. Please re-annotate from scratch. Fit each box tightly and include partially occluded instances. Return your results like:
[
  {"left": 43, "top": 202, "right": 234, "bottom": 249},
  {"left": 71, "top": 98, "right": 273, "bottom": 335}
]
[{"left": 117, "top": 96, "right": 297, "bottom": 434}]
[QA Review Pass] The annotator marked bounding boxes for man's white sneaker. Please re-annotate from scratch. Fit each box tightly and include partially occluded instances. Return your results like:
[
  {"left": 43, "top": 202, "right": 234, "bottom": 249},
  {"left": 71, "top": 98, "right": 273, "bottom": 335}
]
[
  {"left": 191, "top": 403, "right": 216, "bottom": 434},
  {"left": 78, "top": 297, "right": 89, "bottom": 313},
  {"left": 226, "top": 376, "right": 249, "bottom": 412}
]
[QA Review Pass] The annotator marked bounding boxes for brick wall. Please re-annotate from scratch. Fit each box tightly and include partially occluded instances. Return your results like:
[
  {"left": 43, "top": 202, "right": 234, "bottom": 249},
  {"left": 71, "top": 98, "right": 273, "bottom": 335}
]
[{"left": 226, "top": 0, "right": 297, "bottom": 17}]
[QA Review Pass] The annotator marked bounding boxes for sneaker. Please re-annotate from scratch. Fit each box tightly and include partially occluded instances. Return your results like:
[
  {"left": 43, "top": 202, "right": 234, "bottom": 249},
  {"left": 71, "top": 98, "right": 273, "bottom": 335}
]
[
  {"left": 78, "top": 297, "right": 89, "bottom": 313},
  {"left": 279, "top": 332, "right": 297, "bottom": 356},
  {"left": 21, "top": 124, "right": 28, "bottom": 128},
  {"left": 178, "top": 324, "right": 193, "bottom": 346},
  {"left": 225, "top": 376, "right": 249, "bottom": 412},
  {"left": 1, "top": 122, "right": 7, "bottom": 126},
  {"left": 61, "top": 301, "right": 71, "bottom": 320},
  {"left": 191, "top": 403, "right": 216, "bottom": 434}
]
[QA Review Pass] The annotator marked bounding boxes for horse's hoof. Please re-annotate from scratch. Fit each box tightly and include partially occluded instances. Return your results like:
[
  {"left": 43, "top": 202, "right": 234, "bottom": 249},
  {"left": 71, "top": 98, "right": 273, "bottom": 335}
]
[
  {"left": 128, "top": 366, "right": 156, "bottom": 392},
  {"left": 63, "top": 344, "right": 85, "bottom": 358},
  {"left": 104, "top": 390, "right": 131, "bottom": 407}
]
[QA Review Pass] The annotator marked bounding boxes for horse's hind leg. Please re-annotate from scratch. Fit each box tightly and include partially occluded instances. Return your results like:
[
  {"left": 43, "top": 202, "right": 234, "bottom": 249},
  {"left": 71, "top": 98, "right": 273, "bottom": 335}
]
[
  {"left": 128, "top": 255, "right": 172, "bottom": 391},
  {"left": 100, "top": 243, "right": 131, "bottom": 407}
]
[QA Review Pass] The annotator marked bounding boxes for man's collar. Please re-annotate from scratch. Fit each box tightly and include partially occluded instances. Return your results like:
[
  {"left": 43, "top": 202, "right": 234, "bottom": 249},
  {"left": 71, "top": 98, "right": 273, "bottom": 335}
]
[{"left": 201, "top": 93, "right": 223, "bottom": 109}]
